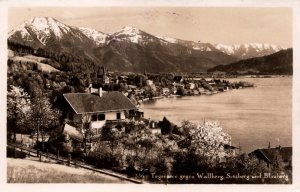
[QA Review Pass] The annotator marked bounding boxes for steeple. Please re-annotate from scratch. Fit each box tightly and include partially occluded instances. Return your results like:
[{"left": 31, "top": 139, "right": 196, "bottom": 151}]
[{"left": 96, "top": 66, "right": 106, "bottom": 85}]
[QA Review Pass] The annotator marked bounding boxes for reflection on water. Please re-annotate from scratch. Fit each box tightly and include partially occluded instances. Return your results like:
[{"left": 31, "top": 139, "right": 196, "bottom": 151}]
[{"left": 140, "top": 77, "right": 292, "bottom": 153}]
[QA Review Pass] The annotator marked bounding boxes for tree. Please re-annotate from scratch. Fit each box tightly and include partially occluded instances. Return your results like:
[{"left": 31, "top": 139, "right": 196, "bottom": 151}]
[
  {"left": 158, "top": 117, "right": 173, "bottom": 135},
  {"left": 74, "top": 113, "right": 94, "bottom": 153},
  {"left": 172, "top": 121, "right": 232, "bottom": 175},
  {"left": 187, "top": 121, "right": 232, "bottom": 163},
  {"left": 29, "top": 95, "right": 60, "bottom": 152},
  {"left": 137, "top": 137, "right": 154, "bottom": 159},
  {"left": 101, "top": 125, "right": 122, "bottom": 155},
  {"left": 26, "top": 80, "right": 43, "bottom": 99},
  {"left": 7, "top": 85, "right": 31, "bottom": 143},
  {"left": 214, "top": 155, "right": 273, "bottom": 184}
]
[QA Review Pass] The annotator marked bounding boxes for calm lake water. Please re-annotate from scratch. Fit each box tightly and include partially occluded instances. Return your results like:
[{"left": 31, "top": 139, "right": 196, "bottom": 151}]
[{"left": 140, "top": 77, "right": 292, "bottom": 153}]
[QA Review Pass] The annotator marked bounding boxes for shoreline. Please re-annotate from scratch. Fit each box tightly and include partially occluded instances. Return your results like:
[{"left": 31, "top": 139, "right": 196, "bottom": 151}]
[
  {"left": 138, "top": 95, "right": 181, "bottom": 103},
  {"left": 137, "top": 89, "right": 238, "bottom": 104}
]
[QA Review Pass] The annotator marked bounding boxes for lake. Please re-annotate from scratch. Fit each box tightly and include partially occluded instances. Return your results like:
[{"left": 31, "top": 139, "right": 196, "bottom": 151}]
[{"left": 140, "top": 77, "right": 292, "bottom": 153}]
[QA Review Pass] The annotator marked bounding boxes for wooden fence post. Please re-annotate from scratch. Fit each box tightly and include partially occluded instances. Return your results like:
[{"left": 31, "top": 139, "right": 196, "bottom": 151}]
[
  {"left": 13, "top": 146, "right": 16, "bottom": 158},
  {"left": 57, "top": 150, "right": 59, "bottom": 160},
  {"left": 68, "top": 153, "right": 71, "bottom": 166},
  {"left": 39, "top": 153, "right": 42, "bottom": 162}
]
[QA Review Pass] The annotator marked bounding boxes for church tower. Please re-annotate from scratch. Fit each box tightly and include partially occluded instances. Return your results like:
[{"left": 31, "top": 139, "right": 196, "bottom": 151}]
[{"left": 96, "top": 66, "right": 106, "bottom": 85}]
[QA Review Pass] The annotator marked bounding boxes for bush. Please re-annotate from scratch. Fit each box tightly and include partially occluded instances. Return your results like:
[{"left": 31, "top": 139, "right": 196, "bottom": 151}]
[
  {"left": 84, "top": 151, "right": 98, "bottom": 166},
  {"left": 84, "top": 151, "right": 120, "bottom": 169},
  {"left": 158, "top": 117, "right": 173, "bottom": 135},
  {"left": 126, "top": 164, "right": 136, "bottom": 177},
  {"left": 72, "top": 148, "right": 84, "bottom": 160},
  {"left": 47, "top": 141, "right": 73, "bottom": 157}
]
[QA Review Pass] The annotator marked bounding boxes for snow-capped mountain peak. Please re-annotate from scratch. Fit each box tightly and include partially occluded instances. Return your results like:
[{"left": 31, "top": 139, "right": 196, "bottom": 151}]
[
  {"left": 9, "top": 17, "right": 72, "bottom": 45},
  {"left": 120, "top": 26, "right": 140, "bottom": 33},
  {"left": 9, "top": 17, "right": 287, "bottom": 61},
  {"left": 156, "top": 36, "right": 214, "bottom": 51},
  {"left": 215, "top": 44, "right": 235, "bottom": 54},
  {"left": 77, "top": 27, "right": 108, "bottom": 45},
  {"left": 156, "top": 35, "right": 178, "bottom": 44},
  {"left": 213, "top": 43, "right": 285, "bottom": 59},
  {"left": 111, "top": 26, "right": 145, "bottom": 43},
  {"left": 28, "top": 17, "right": 70, "bottom": 37}
]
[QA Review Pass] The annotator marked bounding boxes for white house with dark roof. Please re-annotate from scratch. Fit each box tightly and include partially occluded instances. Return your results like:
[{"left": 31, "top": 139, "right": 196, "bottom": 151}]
[{"left": 62, "top": 89, "right": 138, "bottom": 134}]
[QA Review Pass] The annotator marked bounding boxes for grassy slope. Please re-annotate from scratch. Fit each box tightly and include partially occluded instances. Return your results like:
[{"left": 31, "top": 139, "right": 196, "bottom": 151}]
[
  {"left": 8, "top": 50, "right": 59, "bottom": 73},
  {"left": 7, "top": 158, "right": 129, "bottom": 183},
  {"left": 10, "top": 56, "right": 59, "bottom": 73}
]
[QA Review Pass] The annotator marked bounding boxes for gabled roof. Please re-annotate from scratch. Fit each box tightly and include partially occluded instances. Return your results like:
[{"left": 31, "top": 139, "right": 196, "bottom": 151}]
[
  {"left": 260, "top": 147, "right": 292, "bottom": 162},
  {"left": 63, "top": 91, "right": 137, "bottom": 114},
  {"left": 251, "top": 147, "right": 292, "bottom": 163}
]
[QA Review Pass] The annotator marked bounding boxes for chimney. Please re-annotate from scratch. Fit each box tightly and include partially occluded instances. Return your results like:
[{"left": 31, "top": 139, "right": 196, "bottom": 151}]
[{"left": 99, "top": 87, "right": 103, "bottom": 97}]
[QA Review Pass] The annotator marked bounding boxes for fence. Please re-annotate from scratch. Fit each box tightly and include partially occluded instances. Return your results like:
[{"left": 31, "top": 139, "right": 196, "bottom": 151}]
[{"left": 7, "top": 143, "right": 143, "bottom": 184}]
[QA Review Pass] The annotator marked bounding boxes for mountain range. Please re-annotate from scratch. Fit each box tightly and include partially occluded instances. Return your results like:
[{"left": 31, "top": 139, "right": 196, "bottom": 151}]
[
  {"left": 213, "top": 43, "right": 284, "bottom": 59},
  {"left": 208, "top": 48, "right": 293, "bottom": 75},
  {"left": 8, "top": 17, "right": 289, "bottom": 73}
]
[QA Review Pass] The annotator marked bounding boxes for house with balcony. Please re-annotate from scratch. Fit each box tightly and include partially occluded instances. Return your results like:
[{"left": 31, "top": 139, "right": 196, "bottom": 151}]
[{"left": 61, "top": 88, "right": 138, "bottom": 134}]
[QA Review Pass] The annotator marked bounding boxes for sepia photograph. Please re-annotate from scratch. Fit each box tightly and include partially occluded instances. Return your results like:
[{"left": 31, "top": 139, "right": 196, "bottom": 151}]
[{"left": 2, "top": 0, "right": 299, "bottom": 190}]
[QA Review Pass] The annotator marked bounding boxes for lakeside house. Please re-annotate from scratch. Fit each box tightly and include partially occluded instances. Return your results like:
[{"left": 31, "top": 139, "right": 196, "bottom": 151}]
[
  {"left": 61, "top": 88, "right": 138, "bottom": 134},
  {"left": 148, "top": 120, "right": 161, "bottom": 135},
  {"left": 173, "top": 75, "right": 184, "bottom": 83},
  {"left": 198, "top": 87, "right": 206, "bottom": 94},
  {"left": 211, "top": 71, "right": 226, "bottom": 78},
  {"left": 249, "top": 146, "right": 292, "bottom": 169},
  {"left": 162, "top": 88, "right": 170, "bottom": 96}
]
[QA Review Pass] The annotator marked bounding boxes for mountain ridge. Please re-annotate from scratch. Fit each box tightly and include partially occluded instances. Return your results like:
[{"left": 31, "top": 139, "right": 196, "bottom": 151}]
[
  {"left": 8, "top": 17, "right": 289, "bottom": 73},
  {"left": 214, "top": 43, "right": 285, "bottom": 59},
  {"left": 208, "top": 48, "right": 293, "bottom": 75}
]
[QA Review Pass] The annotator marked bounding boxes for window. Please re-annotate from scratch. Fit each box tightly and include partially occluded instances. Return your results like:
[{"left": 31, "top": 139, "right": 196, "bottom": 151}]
[
  {"left": 116, "top": 112, "right": 121, "bottom": 120},
  {"left": 91, "top": 114, "right": 97, "bottom": 121},
  {"left": 98, "top": 114, "right": 105, "bottom": 121}
]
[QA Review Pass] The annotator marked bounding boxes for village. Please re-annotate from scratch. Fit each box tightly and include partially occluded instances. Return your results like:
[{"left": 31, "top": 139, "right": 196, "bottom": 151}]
[
  {"left": 87, "top": 67, "right": 254, "bottom": 103},
  {"left": 7, "top": 66, "right": 292, "bottom": 184},
  {"left": 3, "top": 3, "right": 295, "bottom": 187}
]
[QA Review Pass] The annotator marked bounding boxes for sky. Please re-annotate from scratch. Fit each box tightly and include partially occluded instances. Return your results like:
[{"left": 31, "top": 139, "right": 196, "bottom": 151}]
[{"left": 8, "top": 7, "right": 292, "bottom": 47}]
